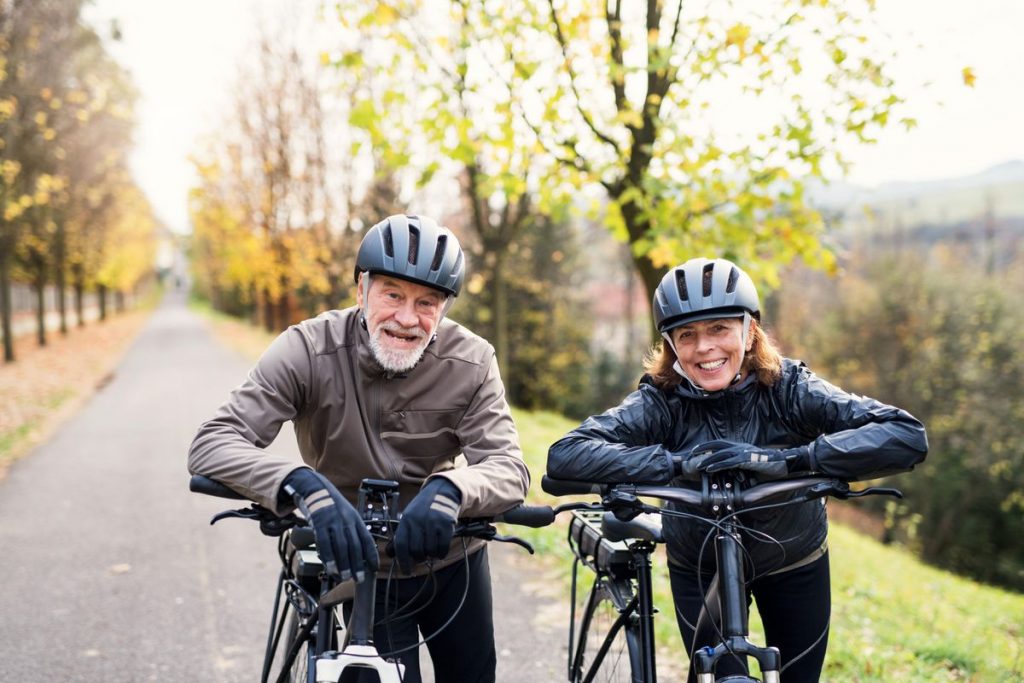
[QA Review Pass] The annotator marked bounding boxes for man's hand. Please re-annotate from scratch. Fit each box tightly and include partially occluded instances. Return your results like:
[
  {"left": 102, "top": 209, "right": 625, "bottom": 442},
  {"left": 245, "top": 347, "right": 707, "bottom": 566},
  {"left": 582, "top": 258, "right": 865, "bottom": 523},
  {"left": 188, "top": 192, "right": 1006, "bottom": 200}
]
[
  {"left": 683, "top": 439, "right": 811, "bottom": 481},
  {"left": 392, "top": 478, "right": 462, "bottom": 574},
  {"left": 281, "top": 468, "right": 379, "bottom": 582}
]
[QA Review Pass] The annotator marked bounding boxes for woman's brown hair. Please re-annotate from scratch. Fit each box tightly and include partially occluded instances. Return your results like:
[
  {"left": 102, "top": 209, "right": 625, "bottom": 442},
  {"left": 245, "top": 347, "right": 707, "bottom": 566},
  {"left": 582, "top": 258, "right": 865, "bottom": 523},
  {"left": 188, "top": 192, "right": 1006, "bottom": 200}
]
[{"left": 642, "top": 318, "right": 783, "bottom": 391}]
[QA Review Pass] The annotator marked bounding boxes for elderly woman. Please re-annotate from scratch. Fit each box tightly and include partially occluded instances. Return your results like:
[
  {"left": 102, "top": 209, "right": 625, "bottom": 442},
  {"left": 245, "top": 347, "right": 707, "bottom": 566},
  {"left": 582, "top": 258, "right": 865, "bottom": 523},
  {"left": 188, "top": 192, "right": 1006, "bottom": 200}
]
[{"left": 547, "top": 257, "right": 927, "bottom": 682}]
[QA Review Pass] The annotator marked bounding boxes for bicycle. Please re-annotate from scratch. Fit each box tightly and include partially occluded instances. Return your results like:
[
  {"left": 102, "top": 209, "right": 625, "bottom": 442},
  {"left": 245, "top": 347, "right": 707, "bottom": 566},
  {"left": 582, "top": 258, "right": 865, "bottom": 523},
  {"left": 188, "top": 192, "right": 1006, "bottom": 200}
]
[
  {"left": 541, "top": 474, "right": 902, "bottom": 683},
  {"left": 189, "top": 474, "right": 556, "bottom": 683}
]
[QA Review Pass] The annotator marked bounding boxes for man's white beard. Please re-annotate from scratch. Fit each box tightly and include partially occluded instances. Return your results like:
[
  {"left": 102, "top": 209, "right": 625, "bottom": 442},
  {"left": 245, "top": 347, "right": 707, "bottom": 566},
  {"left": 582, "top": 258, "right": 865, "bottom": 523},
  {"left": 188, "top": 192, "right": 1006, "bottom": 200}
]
[{"left": 368, "top": 320, "right": 430, "bottom": 373}]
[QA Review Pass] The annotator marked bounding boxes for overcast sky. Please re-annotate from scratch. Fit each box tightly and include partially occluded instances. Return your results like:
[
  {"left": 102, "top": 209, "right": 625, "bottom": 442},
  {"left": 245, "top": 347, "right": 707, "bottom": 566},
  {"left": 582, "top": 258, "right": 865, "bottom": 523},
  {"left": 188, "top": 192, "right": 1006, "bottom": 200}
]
[{"left": 88, "top": 0, "right": 1024, "bottom": 235}]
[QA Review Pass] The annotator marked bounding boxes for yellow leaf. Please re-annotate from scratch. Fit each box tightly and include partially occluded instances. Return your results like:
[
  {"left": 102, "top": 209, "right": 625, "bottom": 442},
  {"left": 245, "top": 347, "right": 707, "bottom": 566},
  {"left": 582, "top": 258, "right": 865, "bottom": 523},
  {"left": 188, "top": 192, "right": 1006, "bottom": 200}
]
[
  {"left": 725, "top": 23, "right": 751, "bottom": 48},
  {"left": 962, "top": 66, "right": 976, "bottom": 88}
]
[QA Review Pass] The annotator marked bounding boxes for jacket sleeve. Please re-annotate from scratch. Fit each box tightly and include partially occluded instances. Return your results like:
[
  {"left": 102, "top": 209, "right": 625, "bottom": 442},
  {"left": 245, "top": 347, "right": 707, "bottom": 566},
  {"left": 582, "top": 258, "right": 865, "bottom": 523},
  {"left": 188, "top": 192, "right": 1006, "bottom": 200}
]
[
  {"left": 187, "top": 328, "right": 312, "bottom": 514},
  {"left": 787, "top": 364, "right": 928, "bottom": 481},
  {"left": 432, "top": 354, "right": 530, "bottom": 517},
  {"left": 547, "top": 385, "right": 677, "bottom": 485}
]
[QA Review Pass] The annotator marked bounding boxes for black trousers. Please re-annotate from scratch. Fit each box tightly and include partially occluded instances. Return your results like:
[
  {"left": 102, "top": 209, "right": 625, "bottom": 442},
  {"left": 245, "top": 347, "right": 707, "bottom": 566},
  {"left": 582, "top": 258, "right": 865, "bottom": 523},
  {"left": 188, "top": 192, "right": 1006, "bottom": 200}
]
[
  {"left": 669, "top": 551, "right": 831, "bottom": 683},
  {"left": 342, "top": 546, "right": 496, "bottom": 683}
]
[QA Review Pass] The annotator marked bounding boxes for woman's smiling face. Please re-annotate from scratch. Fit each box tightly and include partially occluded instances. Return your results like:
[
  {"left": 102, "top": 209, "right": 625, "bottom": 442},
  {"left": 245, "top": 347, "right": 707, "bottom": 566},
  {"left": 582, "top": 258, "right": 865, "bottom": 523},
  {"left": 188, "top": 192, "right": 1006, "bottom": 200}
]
[{"left": 670, "top": 317, "right": 750, "bottom": 391}]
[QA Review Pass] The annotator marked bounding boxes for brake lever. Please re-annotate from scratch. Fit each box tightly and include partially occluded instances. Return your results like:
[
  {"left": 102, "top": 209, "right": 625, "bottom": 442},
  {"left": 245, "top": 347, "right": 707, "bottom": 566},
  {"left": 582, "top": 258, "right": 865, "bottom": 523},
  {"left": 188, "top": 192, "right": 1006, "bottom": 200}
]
[
  {"left": 210, "top": 506, "right": 304, "bottom": 538},
  {"left": 604, "top": 488, "right": 646, "bottom": 521},
  {"left": 488, "top": 533, "right": 535, "bottom": 555},
  {"left": 210, "top": 506, "right": 266, "bottom": 525},
  {"left": 846, "top": 486, "right": 903, "bottom": 499}
]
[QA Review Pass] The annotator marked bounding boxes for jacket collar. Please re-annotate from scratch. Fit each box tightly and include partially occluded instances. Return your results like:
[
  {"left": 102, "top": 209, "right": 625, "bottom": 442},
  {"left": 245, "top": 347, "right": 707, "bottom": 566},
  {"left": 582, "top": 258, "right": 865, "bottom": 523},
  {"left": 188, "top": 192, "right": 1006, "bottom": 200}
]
[{"left": 672, "top": 371, "right": 758, "bottom": 400}]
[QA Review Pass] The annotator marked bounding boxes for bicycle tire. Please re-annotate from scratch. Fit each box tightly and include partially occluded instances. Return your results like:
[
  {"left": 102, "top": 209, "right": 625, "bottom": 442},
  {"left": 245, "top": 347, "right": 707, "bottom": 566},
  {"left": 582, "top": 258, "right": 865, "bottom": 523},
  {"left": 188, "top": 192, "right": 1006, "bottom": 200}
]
[
  {"left": 285, "top": 611, "right": 313, "bottom": 683},
  {"left": 572, "top": 574, "right": 644, "bottom": 683}
]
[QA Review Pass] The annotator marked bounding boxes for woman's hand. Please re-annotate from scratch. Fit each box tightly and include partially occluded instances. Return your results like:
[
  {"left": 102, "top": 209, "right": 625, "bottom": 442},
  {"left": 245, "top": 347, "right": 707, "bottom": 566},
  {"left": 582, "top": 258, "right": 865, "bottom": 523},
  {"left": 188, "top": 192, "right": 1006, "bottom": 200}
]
[{"left": 684, "top": 439, "right": 811, "bottom": 480}]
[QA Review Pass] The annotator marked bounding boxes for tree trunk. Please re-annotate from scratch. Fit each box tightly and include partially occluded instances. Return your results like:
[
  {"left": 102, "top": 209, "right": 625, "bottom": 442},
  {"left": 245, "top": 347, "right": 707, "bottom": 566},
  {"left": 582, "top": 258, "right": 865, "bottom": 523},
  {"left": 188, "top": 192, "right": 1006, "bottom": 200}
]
[
  {"left": 262, "top": 287, "right": 275, "bottom": 332},
  {"left": 55, "top": 222, "right": 67, "bottom": 335},
  {"left": 492, "top": 248, "right": 508, "bottom": 381},
  {"left": 99, "top": 283, "right": 108, "bottom": 321},
  {"left": 75, "top": 282, "right": 85, "bottom": 327},
  {"left": 618, "top": 198, "right": 665, "bottom": 343},
  {"left": 0, "top": 247, "right": 14, "bottom": 363},
  {"left": 34, "top": 271, "right": 46, "bottom": 348}
]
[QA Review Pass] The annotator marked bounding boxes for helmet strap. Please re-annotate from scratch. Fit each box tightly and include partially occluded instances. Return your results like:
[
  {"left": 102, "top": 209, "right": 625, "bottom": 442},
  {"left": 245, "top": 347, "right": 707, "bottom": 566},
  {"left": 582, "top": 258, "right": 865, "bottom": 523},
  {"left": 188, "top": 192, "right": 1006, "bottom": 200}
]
[{"left": 732, "top": 311, "right": 752, "bottom": 385}]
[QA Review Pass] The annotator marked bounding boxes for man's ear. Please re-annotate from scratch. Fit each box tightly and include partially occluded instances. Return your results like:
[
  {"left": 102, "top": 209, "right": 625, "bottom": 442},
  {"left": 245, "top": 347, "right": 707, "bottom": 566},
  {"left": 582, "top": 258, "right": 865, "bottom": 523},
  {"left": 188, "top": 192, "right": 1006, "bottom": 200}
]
[{"left": 356, "top": 273, "right": 366, "bottom": 307}]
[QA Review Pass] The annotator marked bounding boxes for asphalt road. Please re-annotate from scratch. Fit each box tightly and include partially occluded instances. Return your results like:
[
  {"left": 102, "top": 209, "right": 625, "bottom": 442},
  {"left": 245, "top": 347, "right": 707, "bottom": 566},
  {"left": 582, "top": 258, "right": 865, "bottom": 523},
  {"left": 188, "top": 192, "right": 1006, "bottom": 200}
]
[{"left": 0, "top": 291, "right": 567, "bottom": 682}]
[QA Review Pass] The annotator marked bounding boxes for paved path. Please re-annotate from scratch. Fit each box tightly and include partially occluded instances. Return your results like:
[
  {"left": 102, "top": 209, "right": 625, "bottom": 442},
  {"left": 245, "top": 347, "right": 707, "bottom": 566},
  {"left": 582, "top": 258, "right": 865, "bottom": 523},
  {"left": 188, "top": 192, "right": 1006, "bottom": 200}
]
[{"left": 0, "top": 291, "right": 567, "bottom": 682}]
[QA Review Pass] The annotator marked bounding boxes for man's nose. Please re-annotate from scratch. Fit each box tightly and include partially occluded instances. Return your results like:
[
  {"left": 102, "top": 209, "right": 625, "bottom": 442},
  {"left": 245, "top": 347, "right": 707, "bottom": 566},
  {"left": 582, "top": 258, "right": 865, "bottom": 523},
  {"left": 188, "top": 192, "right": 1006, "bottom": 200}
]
[{"left": 394, "top": 302, "right": 419, "bottom": 327}]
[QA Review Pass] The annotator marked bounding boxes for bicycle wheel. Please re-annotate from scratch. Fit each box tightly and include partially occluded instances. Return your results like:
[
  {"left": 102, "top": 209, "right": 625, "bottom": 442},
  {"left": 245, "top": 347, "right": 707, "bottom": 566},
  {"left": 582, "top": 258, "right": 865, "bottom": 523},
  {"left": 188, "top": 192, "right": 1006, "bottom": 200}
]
[
  {"left": 285, "top": 612, "right": 313, "bottom": 683},
  {"left": 572, "top": 574, "right": 643, "bottom": 683}
]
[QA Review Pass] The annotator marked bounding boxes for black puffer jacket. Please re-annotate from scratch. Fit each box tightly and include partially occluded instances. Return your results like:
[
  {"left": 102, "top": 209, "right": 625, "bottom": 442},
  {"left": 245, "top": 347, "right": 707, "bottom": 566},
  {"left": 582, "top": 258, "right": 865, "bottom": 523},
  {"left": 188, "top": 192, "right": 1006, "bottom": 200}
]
[{"left": 547, "top": 358, "right": 927, "bottom": 573}]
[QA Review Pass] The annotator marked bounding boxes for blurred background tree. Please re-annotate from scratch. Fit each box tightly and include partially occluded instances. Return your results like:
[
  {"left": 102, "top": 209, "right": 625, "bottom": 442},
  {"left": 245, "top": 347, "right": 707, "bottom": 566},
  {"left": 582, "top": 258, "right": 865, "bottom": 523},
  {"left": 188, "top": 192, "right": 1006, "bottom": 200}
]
[
  {"left": 775, "top": 212, "right": 1024, "bottom": 589},
  {"left": 0, "top": 0, "right": 156, "bottom": 362}
]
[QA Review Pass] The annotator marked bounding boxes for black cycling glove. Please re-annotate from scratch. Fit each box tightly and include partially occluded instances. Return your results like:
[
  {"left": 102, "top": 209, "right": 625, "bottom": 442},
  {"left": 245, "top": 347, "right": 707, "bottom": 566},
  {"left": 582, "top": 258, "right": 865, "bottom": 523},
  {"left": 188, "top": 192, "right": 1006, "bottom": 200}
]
[
  {"left": 281, "top": 468, "right": 379, "bottom": 583},
  {"left": 392, "top": 477, "right": 462, "bottom": 574},
  {"left": 685, "top": 439, "right": 812, "bottom": 481}
]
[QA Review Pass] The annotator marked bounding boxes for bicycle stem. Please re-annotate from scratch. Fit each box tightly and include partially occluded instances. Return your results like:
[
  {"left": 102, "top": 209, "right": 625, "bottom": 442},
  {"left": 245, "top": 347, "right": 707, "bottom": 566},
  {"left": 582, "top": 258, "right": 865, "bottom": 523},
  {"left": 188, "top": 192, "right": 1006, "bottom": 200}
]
[{"left": 346, "top": 573, "right": 378, "bottom": 647}]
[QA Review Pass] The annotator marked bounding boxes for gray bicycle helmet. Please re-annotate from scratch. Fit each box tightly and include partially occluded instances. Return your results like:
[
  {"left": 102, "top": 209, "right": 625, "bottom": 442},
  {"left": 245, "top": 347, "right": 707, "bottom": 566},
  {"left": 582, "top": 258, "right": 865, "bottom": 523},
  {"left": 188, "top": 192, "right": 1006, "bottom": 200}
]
[
  {"left": 354, "top": 214, "right": 465, "bottom": 297},
  {"left": 653, "top": 257, "right": 760, "bottom": 333}
]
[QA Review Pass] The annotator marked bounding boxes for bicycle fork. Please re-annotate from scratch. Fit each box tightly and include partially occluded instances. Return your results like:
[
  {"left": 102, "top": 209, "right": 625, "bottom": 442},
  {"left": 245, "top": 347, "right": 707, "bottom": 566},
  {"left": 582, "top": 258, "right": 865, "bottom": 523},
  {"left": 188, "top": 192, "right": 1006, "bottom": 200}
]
[{"left": 693, "top": 522, "right": 781, "bottom": 683}]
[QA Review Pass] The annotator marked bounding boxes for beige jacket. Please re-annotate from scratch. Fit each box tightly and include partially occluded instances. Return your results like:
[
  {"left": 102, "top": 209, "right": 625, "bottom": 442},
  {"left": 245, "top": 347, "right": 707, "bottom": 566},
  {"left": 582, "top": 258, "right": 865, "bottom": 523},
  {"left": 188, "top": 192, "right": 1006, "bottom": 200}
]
[{"left": 188, "top": 306, "right": 529, "bottom": 571}]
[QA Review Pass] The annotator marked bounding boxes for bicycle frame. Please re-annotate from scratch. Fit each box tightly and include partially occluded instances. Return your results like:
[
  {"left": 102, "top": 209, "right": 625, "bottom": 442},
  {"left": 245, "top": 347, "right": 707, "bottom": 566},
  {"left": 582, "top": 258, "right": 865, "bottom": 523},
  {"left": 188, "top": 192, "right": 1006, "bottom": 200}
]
[
  {"left": 191, "top": 473, "right": 558, "bottom": 683},
  {"left": 544, "top": 474, "right": 902, "bottom": 683},
  {"left": 690, "top": 513, "right": 781, "bottom": 683},
  {"left": 568, "top": 509, "right": 661, "bottom": 682}
]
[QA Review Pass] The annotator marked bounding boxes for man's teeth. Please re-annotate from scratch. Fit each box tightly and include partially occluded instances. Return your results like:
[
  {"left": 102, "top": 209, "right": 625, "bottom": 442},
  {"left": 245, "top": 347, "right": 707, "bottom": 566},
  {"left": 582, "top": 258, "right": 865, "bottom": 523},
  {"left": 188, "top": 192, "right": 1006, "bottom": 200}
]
[{"left": 698, "top": 360, "right": 726, "bottom": 370}]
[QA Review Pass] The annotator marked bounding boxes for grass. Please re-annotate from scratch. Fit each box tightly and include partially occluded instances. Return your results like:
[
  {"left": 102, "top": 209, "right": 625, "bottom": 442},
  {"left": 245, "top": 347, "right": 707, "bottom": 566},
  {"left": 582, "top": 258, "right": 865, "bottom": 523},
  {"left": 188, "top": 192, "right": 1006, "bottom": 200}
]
[{"left": 197, "top": 309, "right": 1024, "bottom": 682}]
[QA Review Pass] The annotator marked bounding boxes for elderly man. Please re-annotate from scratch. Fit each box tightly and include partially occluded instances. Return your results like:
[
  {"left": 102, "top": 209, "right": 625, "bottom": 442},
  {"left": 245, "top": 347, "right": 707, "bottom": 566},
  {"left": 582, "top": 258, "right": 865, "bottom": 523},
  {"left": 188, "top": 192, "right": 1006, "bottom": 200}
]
[{"left": 189, "top": 214, "right": 529, "bottom": 682}]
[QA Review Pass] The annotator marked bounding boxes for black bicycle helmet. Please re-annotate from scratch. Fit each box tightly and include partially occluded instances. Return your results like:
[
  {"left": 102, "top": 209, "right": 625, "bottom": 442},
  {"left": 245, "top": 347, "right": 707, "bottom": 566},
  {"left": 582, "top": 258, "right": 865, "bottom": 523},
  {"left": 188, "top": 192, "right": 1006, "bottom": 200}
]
[
  {"left": 354, "top": 214, "right": 465, "bottom": 297},
  {"left": 653, "top": 257, "right": 760, "bottom": 333}
]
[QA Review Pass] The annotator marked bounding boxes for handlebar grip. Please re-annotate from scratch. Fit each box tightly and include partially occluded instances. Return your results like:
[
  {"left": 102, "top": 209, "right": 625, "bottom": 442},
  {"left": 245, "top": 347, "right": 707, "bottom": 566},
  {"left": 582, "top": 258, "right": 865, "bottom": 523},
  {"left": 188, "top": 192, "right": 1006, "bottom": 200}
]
[
  {"left": 494, "top": 504, "right": 555, "bottom": 528},
  {"left": 190, "top": 475, "right": 247, "bottom": 500},
  {"left": 541, "top": 475, "right": 606, "bottom": 497}
]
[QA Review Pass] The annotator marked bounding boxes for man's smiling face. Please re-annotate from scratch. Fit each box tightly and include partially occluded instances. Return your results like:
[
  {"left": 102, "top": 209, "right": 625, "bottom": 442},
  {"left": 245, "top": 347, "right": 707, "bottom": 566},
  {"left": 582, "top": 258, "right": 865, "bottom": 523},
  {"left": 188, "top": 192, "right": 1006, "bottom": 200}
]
[{"left": 357, "top": 274, "right": 446, "bottom": 373}]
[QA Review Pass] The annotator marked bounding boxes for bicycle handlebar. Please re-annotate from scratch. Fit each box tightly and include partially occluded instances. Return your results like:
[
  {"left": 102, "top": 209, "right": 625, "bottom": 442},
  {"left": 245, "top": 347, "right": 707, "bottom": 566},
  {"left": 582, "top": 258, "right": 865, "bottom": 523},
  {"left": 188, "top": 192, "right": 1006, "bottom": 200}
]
[
  {"left": 190, "top": 474, "right": 247, "bottom": 500},
  {"left": 541, "top": 474, "right": 902, "bottom": 512}
]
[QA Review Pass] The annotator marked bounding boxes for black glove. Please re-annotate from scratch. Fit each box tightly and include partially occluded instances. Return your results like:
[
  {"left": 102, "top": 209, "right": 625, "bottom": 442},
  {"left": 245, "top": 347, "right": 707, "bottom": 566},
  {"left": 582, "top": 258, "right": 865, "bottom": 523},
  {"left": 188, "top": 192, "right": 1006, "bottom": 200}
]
[
  {"left": 393, "top": 478, "right": 462, "bottom": 574},
  {"left": 688, "top": 439, "right": 811, "bottom": 481},
  {"left": 672, "top": 447, "right": 737, "bottom": 481},
  {"left": 281, "top": 468, "right": 379, "bottom": 583}
]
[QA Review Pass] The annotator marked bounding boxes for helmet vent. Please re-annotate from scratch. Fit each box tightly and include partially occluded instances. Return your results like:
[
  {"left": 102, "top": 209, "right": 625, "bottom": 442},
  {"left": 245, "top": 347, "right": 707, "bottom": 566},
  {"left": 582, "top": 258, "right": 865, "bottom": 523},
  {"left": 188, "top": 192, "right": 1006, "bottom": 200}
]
[
  {"left": 431, "top": 235, "right": 448, "bottom": 271},
  {"left": 726, "top": 267, "right": 739, "bottom": 294},
  {"left": 702, "top": 263, "right": 715, "bottom": 297},
  {"left": 407, "top": 226, "right": 420, "bottom": 264},
  {"left": 675, "top": 270, "right": 689, "bottom": 302},
  {"left": 382, "top": 225, "right": 395, "bottom": 258}
]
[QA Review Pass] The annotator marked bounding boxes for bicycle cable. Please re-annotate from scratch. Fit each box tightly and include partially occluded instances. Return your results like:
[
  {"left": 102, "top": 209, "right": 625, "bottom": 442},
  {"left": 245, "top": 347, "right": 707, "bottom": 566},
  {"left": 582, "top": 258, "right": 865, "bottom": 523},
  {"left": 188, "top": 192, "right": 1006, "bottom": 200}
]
[
  {"left": 338, "top": 538, "right": 475, "bottom": 663},
  {"left": 666, "top": 489, "right": 836, "bottom": 678}
]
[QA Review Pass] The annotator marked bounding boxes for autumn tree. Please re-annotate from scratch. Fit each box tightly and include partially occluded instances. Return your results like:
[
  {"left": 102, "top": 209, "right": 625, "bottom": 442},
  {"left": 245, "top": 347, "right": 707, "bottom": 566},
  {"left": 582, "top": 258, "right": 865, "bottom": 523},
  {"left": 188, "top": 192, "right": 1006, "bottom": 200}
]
[
  {"left": 190, "top": 19, "right": 363, "bottom": 327},
  {"left": 328, "top": 0, "right": 569, "bottom": 377},
  {"left": 0, "top": 0, "right": 86, "bottom": 358},
  {"left": 502, "top": 0, "right": 913, "bottom": 329}
]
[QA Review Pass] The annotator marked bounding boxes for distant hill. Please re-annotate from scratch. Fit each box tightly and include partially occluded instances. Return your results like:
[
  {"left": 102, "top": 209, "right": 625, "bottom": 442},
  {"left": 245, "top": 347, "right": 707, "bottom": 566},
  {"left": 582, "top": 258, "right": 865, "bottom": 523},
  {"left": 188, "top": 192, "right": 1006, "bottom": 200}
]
[{"left": 809, "top": 160, "right": 1024, "bottom": 233}]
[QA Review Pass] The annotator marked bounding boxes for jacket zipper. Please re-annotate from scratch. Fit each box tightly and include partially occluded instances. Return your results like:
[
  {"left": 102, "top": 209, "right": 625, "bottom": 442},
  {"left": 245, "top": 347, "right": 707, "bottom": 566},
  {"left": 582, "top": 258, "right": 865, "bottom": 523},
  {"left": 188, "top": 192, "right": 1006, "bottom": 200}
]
[{"left": 370, "top": 377, "right": 402, "bottom": 484}]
